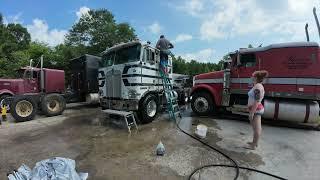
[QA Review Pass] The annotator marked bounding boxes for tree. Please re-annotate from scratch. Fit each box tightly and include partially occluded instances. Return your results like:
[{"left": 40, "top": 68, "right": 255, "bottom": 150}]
[
  {"left": 0, "top": 13, "right": 3, "bottom": 25},
  {"left": 0, "top": 23, "right": 30, "bottom": 58},
  {"left": 6, "top": 24, "right": 31, "bottom": 50},
  {"left": 248, "top": 44, "right": 253, "bottom": 48},
  {"left": 66, "top": 9, "right": 137, "bottom": 55}
]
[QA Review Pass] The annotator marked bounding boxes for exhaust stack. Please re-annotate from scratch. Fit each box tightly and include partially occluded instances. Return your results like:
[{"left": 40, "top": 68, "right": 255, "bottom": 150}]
[
  {"left": 40, "top": 55, "right": 44, "bottom": 92},
  {"left": 313, "top": 7, "right": 320, "bottom": 40},
  {"left": 305, "top": 23, "right": 310, "bottom": 42}
]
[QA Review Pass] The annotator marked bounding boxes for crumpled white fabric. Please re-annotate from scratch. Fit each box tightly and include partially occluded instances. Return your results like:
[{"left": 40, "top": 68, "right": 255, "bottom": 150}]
[{"left": 8, "top": 157, "right": 88, "bottom": 180}]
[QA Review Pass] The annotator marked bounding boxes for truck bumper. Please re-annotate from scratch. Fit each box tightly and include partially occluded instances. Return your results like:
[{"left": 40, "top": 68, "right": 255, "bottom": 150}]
[{"left": 100, "top": 98, "right": 139, "bottom": 111}]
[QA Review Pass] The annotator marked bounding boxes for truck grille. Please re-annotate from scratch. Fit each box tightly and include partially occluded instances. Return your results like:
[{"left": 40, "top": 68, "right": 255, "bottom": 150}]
[{"left": 106, "top": 69, "right": 122, "bottom": 98}]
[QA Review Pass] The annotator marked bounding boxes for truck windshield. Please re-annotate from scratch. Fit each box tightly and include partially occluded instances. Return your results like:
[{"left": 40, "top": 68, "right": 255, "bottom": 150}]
[
  {"left": 101, "top": 44, "right": 141, "bottom": 67},
  {"left": 114, "top": 44, "right": 141, "bottom": 65},
  {"left": 16, "top": 69, "right": 25, "bottom": 78},
  {"left": 101, "top": 51, "right": 115, "bottom": 67}
]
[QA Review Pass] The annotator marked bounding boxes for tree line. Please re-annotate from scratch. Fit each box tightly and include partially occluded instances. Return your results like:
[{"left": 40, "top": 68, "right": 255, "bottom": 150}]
[{"left": 0, "top": 8, "right": 223, "bottom": 79}]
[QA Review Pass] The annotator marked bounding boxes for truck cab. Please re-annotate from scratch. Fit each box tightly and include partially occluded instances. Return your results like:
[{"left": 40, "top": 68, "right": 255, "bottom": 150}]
[
  {"left": 191, "top": 42, "right": 320, "bottom": 123},
  {"left": 0, "top": 68, "right": 39, "bottom": 97},
  {"left": 99, "top": 41, "right": 173, "bottom": 123}
]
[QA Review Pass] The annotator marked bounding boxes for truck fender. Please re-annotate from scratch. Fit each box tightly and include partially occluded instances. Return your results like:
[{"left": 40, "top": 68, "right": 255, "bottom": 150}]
[
  {"left": 191, "top": 84, "right": 220, "bottom": 106},
  {"left": 0, "top": 89, "right": 14, "bottom": 96},
  {"left": 140, "top": 91, "right": 160, "bottom": 102}
]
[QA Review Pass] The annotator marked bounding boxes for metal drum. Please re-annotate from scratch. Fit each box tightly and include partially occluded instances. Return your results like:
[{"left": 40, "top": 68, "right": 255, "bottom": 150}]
[{"left": 263, "top": 99, "right": 319, "bottom": 123}]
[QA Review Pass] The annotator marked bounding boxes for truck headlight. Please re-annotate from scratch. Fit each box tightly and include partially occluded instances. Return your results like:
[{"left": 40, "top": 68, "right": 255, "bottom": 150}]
[{"left": 128, "top": 89, "right": 140, "bottom": 99}]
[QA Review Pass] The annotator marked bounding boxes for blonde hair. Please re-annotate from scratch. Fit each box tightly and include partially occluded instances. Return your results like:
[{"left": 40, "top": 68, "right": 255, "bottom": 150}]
[{"left": 253, "top": 70, "right": 268, "bottom": 83}]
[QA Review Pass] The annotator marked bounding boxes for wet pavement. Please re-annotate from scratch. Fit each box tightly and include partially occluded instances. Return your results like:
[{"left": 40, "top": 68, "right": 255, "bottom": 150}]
[{"left": 0, "top": 104, "right": 319, "bottom": 180}]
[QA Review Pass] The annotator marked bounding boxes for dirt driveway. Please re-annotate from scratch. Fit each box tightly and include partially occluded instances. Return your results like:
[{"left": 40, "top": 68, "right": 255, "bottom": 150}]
[{"left": 0, "top": 105, "right": 319, "bottom": 180}]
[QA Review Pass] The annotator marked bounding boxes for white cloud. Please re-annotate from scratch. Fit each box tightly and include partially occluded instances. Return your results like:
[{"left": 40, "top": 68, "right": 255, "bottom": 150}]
[
  {"left": 3, "top": 12, "right": 23, "bottom": 24},
  {"left": 148, "top": 22, "right": 162, "bottom": 34},
  {"left": 175, "top": 0, "right": 319, "bottom": 42},
  {"left": 27, "top": 19, "right": 67, "bottom": 46},
  {"left": 173, "top": 33, "right": 193, "bottom": 43},
  {"left": 182, "top": 0, "right": 204, "bottom": 16},
  {"left": 76, "top": 6, "right": 90, "bottom": 19},
  {"left": 180, "top": 48, "right": 215, "bottom": 63}
]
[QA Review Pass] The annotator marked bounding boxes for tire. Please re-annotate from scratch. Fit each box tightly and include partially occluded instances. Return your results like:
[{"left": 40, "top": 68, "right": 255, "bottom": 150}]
[
  {"left": 0, "top": 94, "right": 11, "bottom": 106},
  {"left": 138, "top": 94, "right": 159, "bottom": 124},
  {"left": 41, "top": 94, "right": 66, "bottom": 117},
  {"left": 191, "top": 92, "right": 215, "bottom": 116},
  {"left": 10, "top": 96, "right": 37, "bottom": 122}
]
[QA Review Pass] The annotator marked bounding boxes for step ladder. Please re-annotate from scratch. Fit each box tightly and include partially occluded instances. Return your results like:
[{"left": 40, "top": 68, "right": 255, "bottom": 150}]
[
  {"left": 102, "top": 109, "right": 138, "bottom": 133},
  {"left": 160, "top": 69, "right": 181, "bottom": 121}
]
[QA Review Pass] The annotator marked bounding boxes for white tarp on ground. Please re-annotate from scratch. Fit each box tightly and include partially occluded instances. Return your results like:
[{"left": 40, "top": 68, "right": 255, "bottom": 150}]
[{"left": 7, "top": 157, "right": 88, "bottom": 180}]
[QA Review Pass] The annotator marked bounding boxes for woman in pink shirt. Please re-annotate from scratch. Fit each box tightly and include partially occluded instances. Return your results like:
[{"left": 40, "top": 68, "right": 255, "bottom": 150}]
[{"left": 246, "top": 70, "right": 268, "bottom": 150}]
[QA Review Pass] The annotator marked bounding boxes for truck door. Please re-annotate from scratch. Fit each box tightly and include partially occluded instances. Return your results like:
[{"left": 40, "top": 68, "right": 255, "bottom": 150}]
[
  {"left": 142, "top": 47, "right": 159, "bottom": 90},
  {"left": 23, "top": 69, "right": 39, "bottom": 93},
  {"left": 232, "top": 53, "right": 257, "bottom": 91}
]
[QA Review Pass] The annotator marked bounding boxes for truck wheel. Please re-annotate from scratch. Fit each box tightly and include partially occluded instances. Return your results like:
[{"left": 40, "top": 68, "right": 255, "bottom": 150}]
[
  {"left": 11, "top": 96, "right": 37, "bottom": 122},
  {"left": 191, "top": 92, "right": 214, "bottom": 116},
  {"left": 139, "top": 94, "right": 158, "bottom": 124},
  {"left": 0, "top": 94, "right": 11, "bottom": 106},
  {"left": 41, "top": 94, "right": 66, "bottom": 116}
]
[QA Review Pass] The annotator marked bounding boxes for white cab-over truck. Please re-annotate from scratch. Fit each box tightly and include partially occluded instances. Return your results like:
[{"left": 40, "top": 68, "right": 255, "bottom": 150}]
[{"left": 98, "top": 41, "right": 174, "bottom": 123}]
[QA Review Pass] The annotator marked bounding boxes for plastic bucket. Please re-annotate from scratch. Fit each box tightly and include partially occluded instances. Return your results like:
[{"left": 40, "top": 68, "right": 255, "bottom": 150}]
[{"left": 195, "top": 124, "right": 208, "bottom": 138}]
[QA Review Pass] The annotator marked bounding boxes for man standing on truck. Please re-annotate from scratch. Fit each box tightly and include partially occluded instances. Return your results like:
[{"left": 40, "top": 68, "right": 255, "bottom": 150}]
[{"left": 156, "top": 35, "right": 174, "bottom": 73}]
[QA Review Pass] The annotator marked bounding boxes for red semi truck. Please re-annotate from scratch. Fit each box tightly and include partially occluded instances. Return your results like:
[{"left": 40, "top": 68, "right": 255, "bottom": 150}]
[
  {"left": 0, "top": 55, "right": 101, "bottom": 122},
  {"left": 0, "top": 58, "right": 66, "bottom": 122},
  {"left": 191, "top": 42, "right": 320, "bottom": 123}
]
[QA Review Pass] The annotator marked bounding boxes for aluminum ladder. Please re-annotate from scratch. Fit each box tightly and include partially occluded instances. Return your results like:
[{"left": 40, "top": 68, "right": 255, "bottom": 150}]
[{"left": 102, "top": 109, "right": 138, "bottom": 133}]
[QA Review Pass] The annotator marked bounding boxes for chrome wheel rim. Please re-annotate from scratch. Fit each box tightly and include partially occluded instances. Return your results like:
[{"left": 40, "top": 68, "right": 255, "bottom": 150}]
[
  {"left": 146, "top": 100, "right": 157, "bottom": 117},
  {"left": 194, "top": 97, "right": 209, "bottom": 113}
]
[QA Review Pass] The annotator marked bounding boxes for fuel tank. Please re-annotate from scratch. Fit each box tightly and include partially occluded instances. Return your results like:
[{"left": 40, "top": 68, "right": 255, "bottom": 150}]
[
  {"left": 263, "top": 99, "right": 319, "bottom": 123},
  {"left": 86, "top": 93, "right": 100, "bottom": 104}
]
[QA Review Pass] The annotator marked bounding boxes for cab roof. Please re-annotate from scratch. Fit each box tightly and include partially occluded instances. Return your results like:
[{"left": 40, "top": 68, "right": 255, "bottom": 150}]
[
  {"left": 229, "top": 41, "right": 319, "bottom": 55},
  {"left": 101, "top": 41, "right": 141, "bottom": 54},
  {"left": 101, "top": 41, "right": 159, "bottom": 55}
]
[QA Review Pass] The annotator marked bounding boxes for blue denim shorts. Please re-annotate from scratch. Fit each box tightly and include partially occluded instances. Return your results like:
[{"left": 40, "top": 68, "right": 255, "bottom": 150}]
[
  {"left": 160, "top": 59, "right": 168, "bottom": 67},
  {"left": 254, "top": 108, "right": 264, "bottom": 116}
]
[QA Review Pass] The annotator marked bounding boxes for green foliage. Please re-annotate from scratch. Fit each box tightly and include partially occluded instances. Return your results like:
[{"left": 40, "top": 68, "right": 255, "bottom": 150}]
[
  {"left": 172, "top": 56, "right": 223, "bottom": 76},
  {"left": 65, "top": 9, "right": 136, "bottom": 55},
  {"left": 0, "top": 13, "right": 3, "bottom": 25},
  {"left": 0, "top": 23, "right": 30, "bottom": 58}
]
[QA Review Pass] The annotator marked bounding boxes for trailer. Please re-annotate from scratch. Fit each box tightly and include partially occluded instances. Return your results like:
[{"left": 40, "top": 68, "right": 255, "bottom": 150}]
[{"left": 67, "top": 54, "right": 101, "bottom": 104}]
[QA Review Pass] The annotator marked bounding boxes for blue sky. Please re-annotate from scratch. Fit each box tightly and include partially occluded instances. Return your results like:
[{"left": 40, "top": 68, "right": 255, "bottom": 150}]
[{"left": 1, "top": 0, "right": 319, "bottom": 63}]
